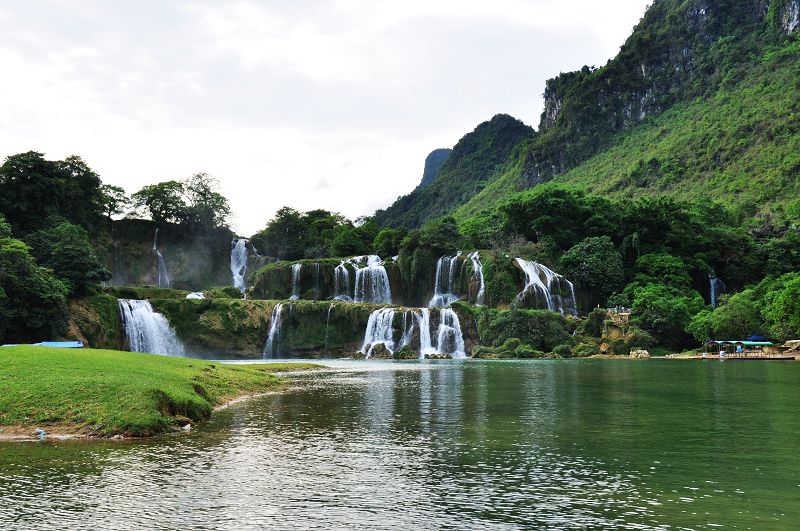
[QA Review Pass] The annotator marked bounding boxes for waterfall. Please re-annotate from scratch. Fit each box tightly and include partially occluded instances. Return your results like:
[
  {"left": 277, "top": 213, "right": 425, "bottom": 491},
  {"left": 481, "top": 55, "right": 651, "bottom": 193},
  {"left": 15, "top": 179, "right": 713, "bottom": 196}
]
[
  {"left": 514, "top": 258, "right": 577, "bottom": 316},
  {"left": 360, "top": 308, "right": 396, "bottom": 358},
  {"left": 429, "top": 252, "right": 462, "bottom": 307},
  {"left": 398, "top": 310, "right": 416, "bottom": 349},
  {"left": 468, "top": 251, "right": 485, "bottom": 305},
  {"left": 709, "top": 271, "right": 726, "bottom": 307},
  {"left": 436, "top": 308, "right": 466, "bottom": 359},
  {"left": 324, "top": 303, "right": 334, "bottom": 351},
  {"left": 334, "top": 261, "right": 353, "bottom": 301},
  {"left": 353, "top": 255, "right": 392, "bottom": 304},
  {"left": 152, "top": 228, "right": 171, "bottom": 288},
  {"left": 263, "top": 303, "right": 285, "bottom": 358},
  {"left": 417, "top": 308, "right": 436, "bottom": 358},
  {"left": 289, "top": 264, "right": 302, "bottom": 300},
  {"left": 118, "top": 299, "right": 184, "bottom": 356},
  {"left": 230, "top": 239, "right": 249, "bottom": 292}
]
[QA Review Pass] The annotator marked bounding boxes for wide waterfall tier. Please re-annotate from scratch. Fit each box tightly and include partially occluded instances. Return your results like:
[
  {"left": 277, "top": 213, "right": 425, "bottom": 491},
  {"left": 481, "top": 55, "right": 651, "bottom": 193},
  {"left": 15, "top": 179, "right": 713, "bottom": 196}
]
[
  {"left": 263, "top": 303, "right": 285, "bottom": 358},
  {"left": 152, "top": 228, "right": 171, "bottom": 288},
  {"left": 360, "top": 307, "right": 466, "bottom": 359},
  {"left": 230, "top": 239, "right": 249, "bottom": 292},
  {"left": 514, "top": 258, "right": 578, "bottom": 316},
  {"left": 118, "top": 299, "right": 185, "bottom": 356},
  {"left": 429, "top": 253, "right": 462, "bottom": 307},
  {"left": 353, "top": 255, "right": 392, "bottom": 304}
]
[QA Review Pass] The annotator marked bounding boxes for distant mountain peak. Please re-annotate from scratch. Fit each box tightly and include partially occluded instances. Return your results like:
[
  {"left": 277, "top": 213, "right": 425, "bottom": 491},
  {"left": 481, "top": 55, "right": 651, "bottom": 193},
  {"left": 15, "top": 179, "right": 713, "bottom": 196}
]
[{"left": 416, "top": 149, "right": 452, "bottom": 190}]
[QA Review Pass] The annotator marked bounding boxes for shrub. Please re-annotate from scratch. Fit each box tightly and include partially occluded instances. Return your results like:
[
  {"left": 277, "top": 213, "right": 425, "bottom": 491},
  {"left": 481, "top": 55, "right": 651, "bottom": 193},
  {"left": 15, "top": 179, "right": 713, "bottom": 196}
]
[{"left": 553, "top": 344, "right": 572, "bottom": 358}]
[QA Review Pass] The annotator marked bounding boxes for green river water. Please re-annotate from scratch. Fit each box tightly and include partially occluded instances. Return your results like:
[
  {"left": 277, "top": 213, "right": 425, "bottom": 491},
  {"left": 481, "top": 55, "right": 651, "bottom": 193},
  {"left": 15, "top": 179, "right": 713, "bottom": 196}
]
[{"left": 1, "top": 359, "right": 798, "bottom": 529}]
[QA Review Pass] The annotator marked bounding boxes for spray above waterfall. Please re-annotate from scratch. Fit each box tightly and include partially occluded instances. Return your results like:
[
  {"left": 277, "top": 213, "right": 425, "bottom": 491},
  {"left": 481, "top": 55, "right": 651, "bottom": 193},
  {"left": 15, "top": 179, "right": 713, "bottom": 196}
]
[
  {"left": 230, "top": 239, "right": 249, "bottom": 292},
  {"left": 152, "top": 228, "right": 171, "bottom": 288},
  {"left": 118, "top": 299, "right": 184, "bottom": 356},
  {"left": 514, "top": 258, "right": 577, "bottom": 316}
]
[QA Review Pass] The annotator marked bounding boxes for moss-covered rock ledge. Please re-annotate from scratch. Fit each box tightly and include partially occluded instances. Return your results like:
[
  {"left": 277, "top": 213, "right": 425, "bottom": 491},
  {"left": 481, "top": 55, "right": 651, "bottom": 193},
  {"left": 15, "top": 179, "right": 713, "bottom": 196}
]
[{"left": 0, "top": 346, "right": 319, "bottom": 438}]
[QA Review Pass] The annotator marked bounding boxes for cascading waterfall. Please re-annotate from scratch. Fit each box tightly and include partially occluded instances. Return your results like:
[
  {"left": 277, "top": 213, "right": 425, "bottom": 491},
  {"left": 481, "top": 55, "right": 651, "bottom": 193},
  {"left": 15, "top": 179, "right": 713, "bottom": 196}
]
[
  {"left": 324, "top": 303, "right": 334, "bottom": 351},
  {"left": 118, "top": 299, "right": 184, "bottom": 356},
  {"left": 429, "top": 252, "right": 462, "bottom": 307},
  {"left": 152, "top": 228, "right": 171, "bottom": 288},
  {"left": 289, "top": 264, "right": 302, "bottom": 300},
  {"left": 468, "top": 251, "right": 485, "bottom": 305},
  {"left": 398, "top": 310, "right": 417, "bottom": 350},
  {"left": 417, "top": 308, "right": 436, "bottom": 358},
  {"left": 360, "top": 308, "right": 396, "bottom": 358},
  {"left": 709, "top": 270, "right": 726, "bottom": 307},
  {"left": 514, "top": 258, "right": 577, "bottom": 316},
  {"left": 436, "top": 309, "right": 466, "bottom": 359},
  {"left": 334, "top": 261, "right": 352, "bottom": 301},
  {"left": 354, "top": 255, "right": 392, "bottom": 304},
  {"left": 230, "top": 239, "right": 249, "bottom": 292},
  {"left": 263, "top": 303, "right": 285, "bottom": 358}
]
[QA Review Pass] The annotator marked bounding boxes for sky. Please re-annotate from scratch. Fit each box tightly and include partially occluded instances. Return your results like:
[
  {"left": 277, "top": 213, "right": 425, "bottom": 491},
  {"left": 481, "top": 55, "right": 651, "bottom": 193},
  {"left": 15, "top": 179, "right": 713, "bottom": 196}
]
[{"left": 0, "top": 0, "right": 650, "bottom": 235}]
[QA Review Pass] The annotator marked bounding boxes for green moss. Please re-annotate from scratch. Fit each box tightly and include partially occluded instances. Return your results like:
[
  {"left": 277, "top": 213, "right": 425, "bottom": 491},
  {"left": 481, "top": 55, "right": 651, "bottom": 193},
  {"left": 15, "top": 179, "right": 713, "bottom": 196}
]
[{"left": 66, "top": 294, "right": 123, "bottom": 349}]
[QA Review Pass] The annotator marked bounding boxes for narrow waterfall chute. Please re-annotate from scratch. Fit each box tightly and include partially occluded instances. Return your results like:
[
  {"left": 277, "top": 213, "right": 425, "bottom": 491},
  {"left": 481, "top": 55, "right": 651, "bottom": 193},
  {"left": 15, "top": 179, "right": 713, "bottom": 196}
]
[
  {"left": 353, "top": 255, "right": 392, "bottom": 304},
  {"left": 289, "top": 264, "right": 302, "bottom": 300},
  {"left": 118, "top": 299, "right": 184, "bottom": 356},
  {"left": 263, "top": 303, "right": 285, "bottom": 358},
  {"left": 514, "top": 258, "right": 577, "bottom": 316},
  {"left": 429, "top": 253, "right": 462, "bottom": 308},
  {"left": 230, "top": 239, "right": 249, "bottom": 292},
  {"left": 334, "top": 261, "right": 353, "bottom": 301},
  {"left": 709, "top": 270, "right": 726, "bottom": 307},
  {"left": 152, "top": 228, "right": 171, "bottom": 288},
  {"left": 468, "top": 251, "right": 485, "bottom": 305},
  {"left": 360, "top": 308, "right": 396, "bottom": 358}
]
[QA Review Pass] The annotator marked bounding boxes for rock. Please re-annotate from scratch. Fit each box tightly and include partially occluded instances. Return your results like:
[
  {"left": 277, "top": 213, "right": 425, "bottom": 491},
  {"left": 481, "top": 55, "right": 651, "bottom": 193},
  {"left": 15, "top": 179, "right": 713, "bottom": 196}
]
[
  {"left": 629, "top": 349, "right": 651, "bottom": 359},
  {"left": 599, "top": 342, "right": 610, "bottom": 354},
  {"left": 368, "top": 343, "right": 392, "bottom": 359}
]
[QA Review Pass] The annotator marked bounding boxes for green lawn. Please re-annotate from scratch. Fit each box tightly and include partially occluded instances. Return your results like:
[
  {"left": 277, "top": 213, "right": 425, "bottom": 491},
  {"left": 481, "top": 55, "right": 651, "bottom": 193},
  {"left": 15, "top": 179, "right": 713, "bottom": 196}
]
[{"left": 0, "top": 346, "right": 320, "bottom": 436}]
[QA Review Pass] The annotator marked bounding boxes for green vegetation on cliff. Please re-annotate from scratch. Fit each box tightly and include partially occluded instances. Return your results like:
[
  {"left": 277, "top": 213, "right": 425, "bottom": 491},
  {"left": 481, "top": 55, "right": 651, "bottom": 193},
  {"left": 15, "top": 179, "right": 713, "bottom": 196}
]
[{"left": 0, "top": 346, "right": 318, "bottom": 436}]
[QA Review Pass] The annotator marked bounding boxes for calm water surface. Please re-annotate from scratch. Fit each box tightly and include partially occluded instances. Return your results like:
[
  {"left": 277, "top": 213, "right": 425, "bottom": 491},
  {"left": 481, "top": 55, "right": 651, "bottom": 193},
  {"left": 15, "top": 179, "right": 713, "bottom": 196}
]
[{"left": 1, "top": 359, "right": 799, "bottom": 529}]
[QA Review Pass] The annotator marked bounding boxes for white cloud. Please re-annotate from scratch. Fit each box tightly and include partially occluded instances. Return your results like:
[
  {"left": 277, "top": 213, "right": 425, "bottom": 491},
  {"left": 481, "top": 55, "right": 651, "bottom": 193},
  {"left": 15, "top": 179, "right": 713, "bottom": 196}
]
[{"left": 0, "top": 0, "right": 649, "bottom": 235}]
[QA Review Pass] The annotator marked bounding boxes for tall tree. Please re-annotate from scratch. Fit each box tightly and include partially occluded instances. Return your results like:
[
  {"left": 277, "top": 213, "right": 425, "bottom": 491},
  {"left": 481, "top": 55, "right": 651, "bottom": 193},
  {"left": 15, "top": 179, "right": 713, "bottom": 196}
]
[{"left": 131, "top": 181, "right": 187, "bottom": 224}]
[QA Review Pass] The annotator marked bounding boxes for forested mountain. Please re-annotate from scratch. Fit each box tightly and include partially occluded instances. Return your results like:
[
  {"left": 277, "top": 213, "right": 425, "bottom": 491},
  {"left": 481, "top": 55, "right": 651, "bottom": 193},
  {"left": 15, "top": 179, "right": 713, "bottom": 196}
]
[
  {"left": 379, "top": 0, "right": 800, "bottom": 226},
  {"left": 416, "top": 148, "right": 452, "bottom": 191}
]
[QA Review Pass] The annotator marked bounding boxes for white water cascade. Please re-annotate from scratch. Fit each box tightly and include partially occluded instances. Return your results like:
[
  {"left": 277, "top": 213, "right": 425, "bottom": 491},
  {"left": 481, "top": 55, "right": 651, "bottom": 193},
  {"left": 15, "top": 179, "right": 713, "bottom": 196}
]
[
  {"left": 118, "top": 299, "right": 185, "bottom": 356},
  {"left": 360, "top": 308, "right": 396, "bottom": 358},
  {"left": 436, "top": 309, "right": 466, "bottom": 359},
  {"left": 263, "top": 304, "right": 285, "bottom": 358},
  {"left": 230, "top": 239, "right": 249, "bottom": 292},
  {"left": 514, "top": 258, "right": 577, "bottom": 316},
  {"left": 334, "top": 261, "right": 353, "bottom": 301},
  {"left": 289, "top": 264, "right": 302, "bottom": 300},
  {"left": 354, "top": 255, "right": 392, "bottom": 304},
  {"left": 709, "top": 270, "right": 726, "bottom": 307},
  {"left": 468, "top": 251, "right": 486, "bottom": 305},
  {"left": 152, "top": 229, "right": 171, "bottom": 288},
  {"left": 429, "top": 252, "right": 462, "bottom": 308}
]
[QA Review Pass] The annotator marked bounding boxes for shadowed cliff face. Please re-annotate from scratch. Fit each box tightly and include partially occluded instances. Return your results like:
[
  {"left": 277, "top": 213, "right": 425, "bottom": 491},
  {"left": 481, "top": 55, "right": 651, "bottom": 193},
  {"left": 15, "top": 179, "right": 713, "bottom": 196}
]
[
  {"left": 93, "top": 219, "right": 240, "bottom": 291},
  {"left": 415, "top": 148, "right": 452, "bottom": 190}
]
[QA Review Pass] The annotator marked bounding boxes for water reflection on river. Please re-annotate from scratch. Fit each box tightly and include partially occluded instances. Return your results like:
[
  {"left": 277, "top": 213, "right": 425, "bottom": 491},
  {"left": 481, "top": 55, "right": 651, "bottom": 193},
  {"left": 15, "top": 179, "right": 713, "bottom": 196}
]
[{"left": 1, "top": 359, "right": 799, "bottom": 529}]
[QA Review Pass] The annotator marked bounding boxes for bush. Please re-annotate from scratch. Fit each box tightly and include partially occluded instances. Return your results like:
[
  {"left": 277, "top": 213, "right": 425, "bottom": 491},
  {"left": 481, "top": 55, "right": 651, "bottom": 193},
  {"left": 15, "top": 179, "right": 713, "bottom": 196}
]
[
  {"left": 573, "top": 342, "right": 600, "bottom": 357},
  {"left": 514, "top": 344, "right": 544, "bottom": 358},
  {"left": 553, "top": 344, "right": 572, "bottom": 358}
]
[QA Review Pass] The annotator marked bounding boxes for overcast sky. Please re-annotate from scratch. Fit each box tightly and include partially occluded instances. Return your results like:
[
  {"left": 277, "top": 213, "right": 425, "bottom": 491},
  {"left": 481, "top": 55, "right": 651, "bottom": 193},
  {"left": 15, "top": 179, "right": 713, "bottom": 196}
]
[{"left": 0, "top": 0, "right": 650, "bottom": 235}]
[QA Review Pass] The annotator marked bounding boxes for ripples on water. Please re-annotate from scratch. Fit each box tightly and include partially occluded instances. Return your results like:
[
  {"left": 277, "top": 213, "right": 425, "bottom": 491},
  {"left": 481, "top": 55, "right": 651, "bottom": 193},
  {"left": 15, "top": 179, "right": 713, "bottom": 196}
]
[{"left": 1, "top": 360, "right": 798, "bottom": 529}]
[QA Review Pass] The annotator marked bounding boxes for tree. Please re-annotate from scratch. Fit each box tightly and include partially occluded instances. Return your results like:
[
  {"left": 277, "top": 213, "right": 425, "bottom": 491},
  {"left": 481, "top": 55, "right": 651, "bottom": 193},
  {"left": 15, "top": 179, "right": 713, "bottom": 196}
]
[
  {"left": 252, "top": 207, "right": 306, "bottom": 260},
  {"left": 183, "top": 173, "right": 230, "bottom": 229},
  {"left": 561, "top": 236, "right": 624, "bottom": 305},
  {"left": 0, "top": 151, "right": 103, "bottom": 233},
  {"left": 0, "top": 215, "right": 68, "bottom": 343},
  {"left": 632, "top": 283, "right": 705, "bottom": 348},
  {"left": 687, "top": 289, "right": 764, "bottom": 342},
  {"left": 27, "top": 222, "right": 111, "bottom": 296},
  {"left": 131, "top": 181, "right": 187, "bottom": 224},
  {"left": 98, "top": 184, "right": 130, "bottom": 220},
  {"left": 627, "top": 253, "right": 693, "bottom": 296},
  {"left": 373, "top": 228, "right": 408, "bottom": 258},
  {"left": 762, "top": 273, "right": 800, "bottom": 340}
]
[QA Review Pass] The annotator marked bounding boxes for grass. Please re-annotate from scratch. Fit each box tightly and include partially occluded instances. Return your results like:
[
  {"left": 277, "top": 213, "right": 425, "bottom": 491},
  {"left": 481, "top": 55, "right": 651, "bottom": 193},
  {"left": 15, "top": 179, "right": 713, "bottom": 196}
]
[{"left": 0, "top": 346, "right": 320, "bottom": 437}]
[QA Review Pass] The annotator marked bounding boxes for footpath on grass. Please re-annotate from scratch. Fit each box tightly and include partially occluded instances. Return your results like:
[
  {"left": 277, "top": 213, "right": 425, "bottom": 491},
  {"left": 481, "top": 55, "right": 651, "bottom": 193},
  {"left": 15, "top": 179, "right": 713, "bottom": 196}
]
[{"left": 0, "top": 346, "right": 321, "bottom": 439}]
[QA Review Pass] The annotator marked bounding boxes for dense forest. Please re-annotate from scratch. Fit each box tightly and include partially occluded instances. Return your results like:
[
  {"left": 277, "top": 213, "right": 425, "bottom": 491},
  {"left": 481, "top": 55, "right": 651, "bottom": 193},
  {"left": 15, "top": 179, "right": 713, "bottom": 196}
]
[{"left": 2, "top": 0, "right": 799, "bottom": 355}]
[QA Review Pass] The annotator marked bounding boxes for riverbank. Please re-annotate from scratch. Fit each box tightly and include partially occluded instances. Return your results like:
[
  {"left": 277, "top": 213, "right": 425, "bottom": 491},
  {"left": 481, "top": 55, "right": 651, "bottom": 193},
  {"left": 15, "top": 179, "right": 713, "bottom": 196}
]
[{"left": 0, "top": 346, "right": 320, "bottom": 439}]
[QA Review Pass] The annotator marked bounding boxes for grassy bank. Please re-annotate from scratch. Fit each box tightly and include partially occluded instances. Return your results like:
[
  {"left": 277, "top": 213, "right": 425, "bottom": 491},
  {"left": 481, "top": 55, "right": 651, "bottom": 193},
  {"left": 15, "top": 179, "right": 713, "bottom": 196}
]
[{"left": 0, "top": 346, "right": 320, "bottom": 437}]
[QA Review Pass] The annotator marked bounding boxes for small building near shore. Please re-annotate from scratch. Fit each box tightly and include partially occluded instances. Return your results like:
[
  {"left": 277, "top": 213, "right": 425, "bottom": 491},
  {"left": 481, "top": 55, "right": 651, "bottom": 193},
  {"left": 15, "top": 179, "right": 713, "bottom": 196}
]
[{"left": 704, "top": 340, "right": 774, "bottom": 355}]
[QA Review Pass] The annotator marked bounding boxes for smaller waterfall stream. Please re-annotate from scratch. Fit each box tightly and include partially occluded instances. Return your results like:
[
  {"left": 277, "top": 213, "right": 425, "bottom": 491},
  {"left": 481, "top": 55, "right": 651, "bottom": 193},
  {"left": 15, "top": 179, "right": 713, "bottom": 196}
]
[
  {"left": 334, "top": 261, "right": 353, "bottom": 301},
  {"left": 152, "top": 229, "right": 171, "bottom": 288},
  {"left": 429, "top": 253, "right": 462, "bottom": 307},
  {"left": 263, "top": 304, "right": 285, "bottom": 358},
  {"left": 360, "top": 308, "right": 396, "bottom": 358},
  {"left": 118, "top": 299, "right": 184, "bottom": 356},
  {"left": 468, "top": 251, "right": 485, "bottom": 305},
  {"left": 709, "top": 271, "right": 726, "bottom": 307},
  {"left": 515, "top": 258, "right": 577, "bottom": 316},
  {"left": 289, "top": 264, "right": 302, "bottom": 300},
  {"left": 230, "top": 239, "right": 249, "bottom": 292}
]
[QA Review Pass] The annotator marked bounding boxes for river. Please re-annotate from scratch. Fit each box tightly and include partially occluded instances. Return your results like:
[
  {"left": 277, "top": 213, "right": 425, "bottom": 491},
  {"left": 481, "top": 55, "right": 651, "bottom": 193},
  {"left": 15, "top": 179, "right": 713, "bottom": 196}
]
[{"left": 1, "top": 359, "right": 798, "bottom": 529}]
